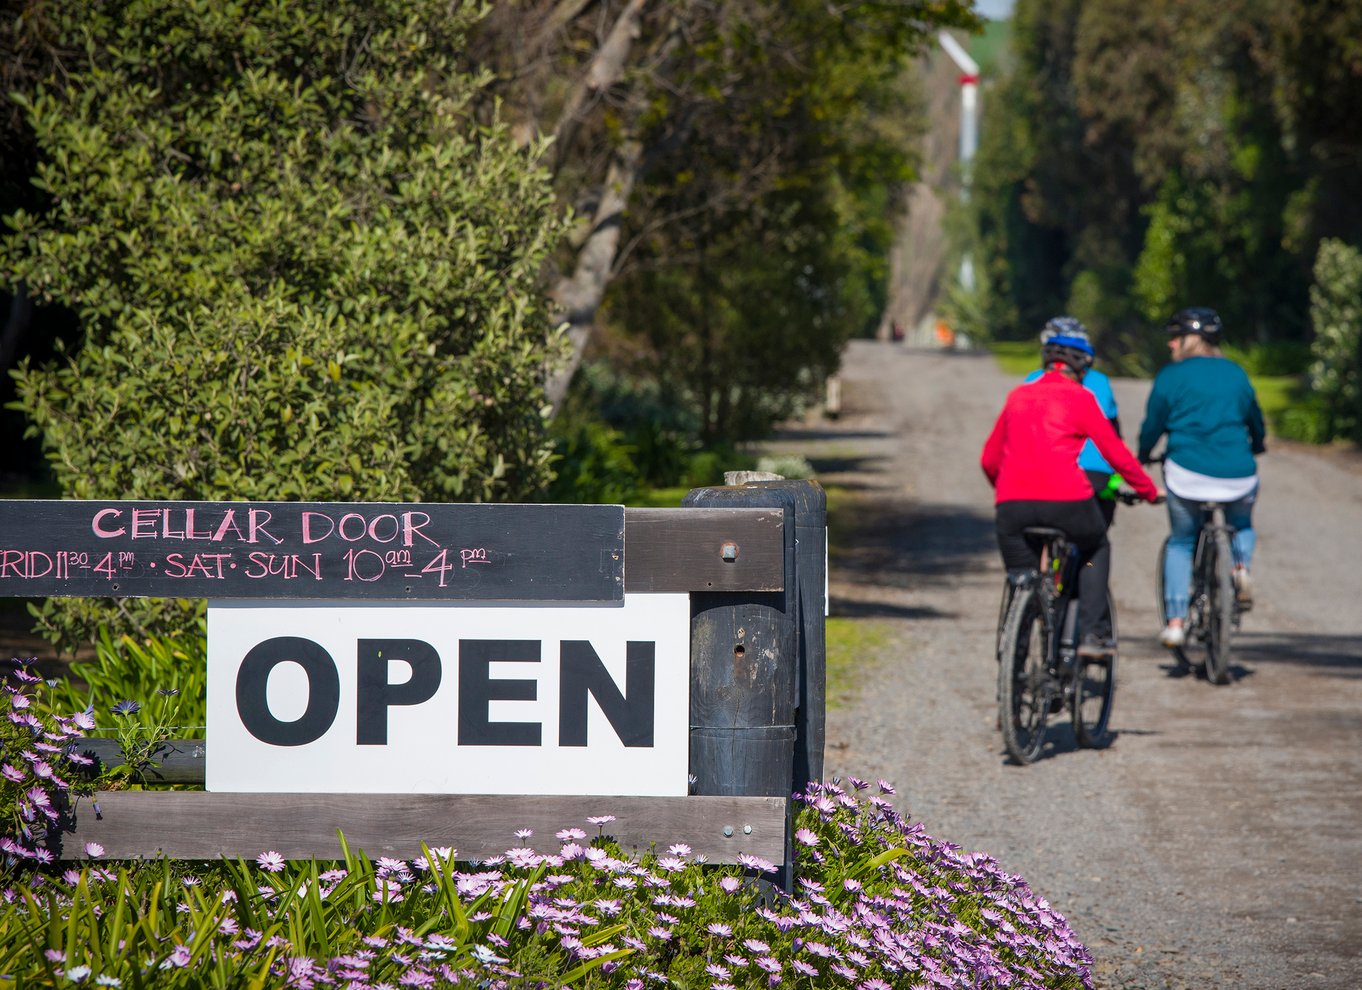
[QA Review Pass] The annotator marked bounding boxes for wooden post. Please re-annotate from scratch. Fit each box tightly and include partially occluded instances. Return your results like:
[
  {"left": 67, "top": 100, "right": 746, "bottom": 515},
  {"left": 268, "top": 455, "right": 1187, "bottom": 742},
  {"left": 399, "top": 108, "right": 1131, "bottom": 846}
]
[{"left": 682, "top": 480, "right": 826, "bottom": 797}]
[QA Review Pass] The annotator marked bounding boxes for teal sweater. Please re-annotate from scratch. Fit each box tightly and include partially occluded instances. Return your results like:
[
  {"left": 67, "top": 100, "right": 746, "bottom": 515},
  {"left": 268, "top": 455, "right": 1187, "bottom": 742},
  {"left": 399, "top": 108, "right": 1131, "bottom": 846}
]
[{"left": 1138, "top": 357, "right": 1265, "bottom": 478}]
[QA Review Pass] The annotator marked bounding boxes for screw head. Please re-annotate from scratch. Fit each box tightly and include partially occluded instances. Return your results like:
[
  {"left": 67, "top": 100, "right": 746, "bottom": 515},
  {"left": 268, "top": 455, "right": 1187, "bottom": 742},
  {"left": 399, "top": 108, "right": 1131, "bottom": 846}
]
[{"left": 723, "top": 825, "right": 734, "bottom": 837}]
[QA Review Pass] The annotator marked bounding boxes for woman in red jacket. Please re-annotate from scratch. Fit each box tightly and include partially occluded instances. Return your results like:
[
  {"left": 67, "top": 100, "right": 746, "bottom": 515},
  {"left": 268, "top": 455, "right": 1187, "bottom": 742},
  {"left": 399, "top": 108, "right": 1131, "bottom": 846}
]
[{"left": 981, "top": 338, "right": 1160, "bottom": 657}]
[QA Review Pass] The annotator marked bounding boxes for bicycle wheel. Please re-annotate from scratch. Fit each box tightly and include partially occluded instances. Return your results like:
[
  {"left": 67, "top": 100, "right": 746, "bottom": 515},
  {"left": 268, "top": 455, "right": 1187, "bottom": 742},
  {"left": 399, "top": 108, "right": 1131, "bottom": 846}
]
[
  {"left": 1073, "top": 591, "right": 1116, "bottom": 748},
  {"left": 1156, "top": 536, "right": 1193, "bottom": 669},
  {"left": 1203, "top": 513, "right": 1235, "bottom": 685},
  {"left": 998, "top": 583, "right": 1052, "bottom": 764}
]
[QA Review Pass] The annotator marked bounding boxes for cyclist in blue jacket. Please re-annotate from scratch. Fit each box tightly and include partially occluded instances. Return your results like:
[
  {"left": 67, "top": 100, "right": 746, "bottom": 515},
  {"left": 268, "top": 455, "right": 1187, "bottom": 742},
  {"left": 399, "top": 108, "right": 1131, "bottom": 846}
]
[
  {"left": 1023, "top": 318, "right": 1124, "bottom": 654},
  {"left": 1138, "top": 307, "right": 1266, "bottom": 649}
]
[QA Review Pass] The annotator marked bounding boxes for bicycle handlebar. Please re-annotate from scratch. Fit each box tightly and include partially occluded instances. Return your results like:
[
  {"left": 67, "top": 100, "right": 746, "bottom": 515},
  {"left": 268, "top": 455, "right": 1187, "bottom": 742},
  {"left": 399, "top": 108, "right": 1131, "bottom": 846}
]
[{"left": 1115, "top": 489, "right": 1165, "bottom": 505}]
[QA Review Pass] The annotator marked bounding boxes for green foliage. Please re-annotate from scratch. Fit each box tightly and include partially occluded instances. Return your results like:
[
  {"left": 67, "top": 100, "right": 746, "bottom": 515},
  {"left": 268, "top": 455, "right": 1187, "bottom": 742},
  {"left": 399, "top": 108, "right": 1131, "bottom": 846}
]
[
  {"left": 755, "top": 454, "right": 815, "bottom": 480},
  {"left": 600, "top": 0, "right": 978, "bottom": 443},
  {"left": 961, "top": 0, "right": 1358, "bottom": 377},
  {"left": 1307, "top": 238, "right": 1362, "bottom": 442},
  {"left": 546, "top": 419, "right": 644, "bottom": 506},
  {"left": 46, "top": 621, "right": 207, "bottom": 732},
  {"left": 987, "top": 341, "right": 1038, "bottom": 377},
  {"left": 2, "top": 0, "right": 569, "bottom": 649},
  {"left": 545, "top": 362, "right": 755, "bottom": 503},
  {"left": 0, "top": 781, "right": 1094, "bottom": 987}
]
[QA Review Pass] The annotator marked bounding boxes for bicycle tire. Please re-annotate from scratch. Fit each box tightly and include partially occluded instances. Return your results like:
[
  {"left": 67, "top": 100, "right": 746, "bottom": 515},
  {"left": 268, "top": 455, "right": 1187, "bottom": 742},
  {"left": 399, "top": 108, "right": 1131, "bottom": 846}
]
[
  {"left": 996, "top": 580, "right": 1013, "bottom": 663},
  {"left": 998, "top": 583, "right": 1051, "bottom": 764},
  {"left": 1073, "top": 591, "right": 1117, "bottom": 748},
  {"left": 1204, "top": 513, "right": 1235, "bottom": 685},
  {"left": 1156, "top": 536, "right": 1193, "bottom": 669}
]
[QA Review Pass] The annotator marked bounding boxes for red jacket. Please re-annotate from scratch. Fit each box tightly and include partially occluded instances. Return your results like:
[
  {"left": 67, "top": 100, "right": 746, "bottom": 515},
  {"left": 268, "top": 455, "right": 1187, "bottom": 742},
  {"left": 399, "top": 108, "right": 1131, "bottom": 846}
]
[{"left": 981, "top": 371, "right": 1158, "bottom": 504}]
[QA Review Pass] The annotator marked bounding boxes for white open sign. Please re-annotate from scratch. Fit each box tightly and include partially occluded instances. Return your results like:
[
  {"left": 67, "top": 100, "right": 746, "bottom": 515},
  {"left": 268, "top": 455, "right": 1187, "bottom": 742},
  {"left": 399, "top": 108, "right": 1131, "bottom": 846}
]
[{"left": 206, "top": 594, "right": 690, "bottom": 796}]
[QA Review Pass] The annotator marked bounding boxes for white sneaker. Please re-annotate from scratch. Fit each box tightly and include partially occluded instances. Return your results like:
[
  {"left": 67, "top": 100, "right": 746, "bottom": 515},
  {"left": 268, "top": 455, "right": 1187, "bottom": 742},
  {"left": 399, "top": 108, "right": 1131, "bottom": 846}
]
[
  {"left": 1234, "top": 567, "right": 1253, "bottom": 609},
  {"left": 1160, "top": 623, "right": 1186, "bottom": 648}
]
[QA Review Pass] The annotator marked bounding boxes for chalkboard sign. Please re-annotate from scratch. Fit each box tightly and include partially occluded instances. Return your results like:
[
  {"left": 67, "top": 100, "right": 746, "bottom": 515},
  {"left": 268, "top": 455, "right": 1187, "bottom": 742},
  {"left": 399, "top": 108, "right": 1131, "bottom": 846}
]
[{"left": 0, "top": 500, "right": 624, "bottom": 603}]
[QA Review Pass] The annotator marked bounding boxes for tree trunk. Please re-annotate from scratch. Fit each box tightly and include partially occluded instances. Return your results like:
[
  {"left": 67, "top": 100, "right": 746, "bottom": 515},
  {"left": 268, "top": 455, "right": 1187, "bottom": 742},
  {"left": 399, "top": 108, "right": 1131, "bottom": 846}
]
[
  {"left": 550, "top": 0, "right": 647, "bottom": 176},
  {"left": 540, "top": 0, "right": 651, "bottom": 414},
  {"left": 545, "top": 137, "right": 643, "bottom": 414}
]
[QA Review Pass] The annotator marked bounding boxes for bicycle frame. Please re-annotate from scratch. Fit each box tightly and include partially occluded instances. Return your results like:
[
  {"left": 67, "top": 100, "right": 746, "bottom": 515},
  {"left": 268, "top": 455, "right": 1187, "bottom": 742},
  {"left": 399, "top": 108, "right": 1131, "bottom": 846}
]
[{"left": 997, "top": 526, "right": 1116, "bottom": 764}]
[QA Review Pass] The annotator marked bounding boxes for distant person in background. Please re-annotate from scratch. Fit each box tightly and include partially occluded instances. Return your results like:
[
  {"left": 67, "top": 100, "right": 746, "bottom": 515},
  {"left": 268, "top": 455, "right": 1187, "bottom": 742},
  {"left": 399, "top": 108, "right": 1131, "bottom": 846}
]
[
  {"left": 1024, "top": 318, "right": 1124, "bottom": 646},
  {"left": 1138, "top": 307, "right": 1266, "bottom": 649}
]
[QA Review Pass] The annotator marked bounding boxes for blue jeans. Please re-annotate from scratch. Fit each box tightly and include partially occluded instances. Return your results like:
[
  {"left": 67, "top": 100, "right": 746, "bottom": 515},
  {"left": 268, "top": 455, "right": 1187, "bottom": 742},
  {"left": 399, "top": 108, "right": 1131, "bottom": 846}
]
[{"left": 1163, "top": 487, "right": 1257, "bottom": 620}]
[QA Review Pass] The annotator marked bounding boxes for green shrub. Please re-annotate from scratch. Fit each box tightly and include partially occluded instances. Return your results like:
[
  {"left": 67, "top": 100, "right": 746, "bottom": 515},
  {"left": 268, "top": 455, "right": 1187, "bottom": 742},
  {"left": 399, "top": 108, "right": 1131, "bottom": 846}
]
[
  {"left": 2, "top": 0, "right": 568, "bottom": 650},
  {"left": 1307, "top": 238, "right": 1362, "bottom": 442},
  {"left": 1222, "top": 340, "right": 1312, "bottom": 377},
  {"left": 756, "top": 454, "right": 816, "bottom": 480},
  {"left": 546, "top": 420, "right": 645, "bottom": 506}
]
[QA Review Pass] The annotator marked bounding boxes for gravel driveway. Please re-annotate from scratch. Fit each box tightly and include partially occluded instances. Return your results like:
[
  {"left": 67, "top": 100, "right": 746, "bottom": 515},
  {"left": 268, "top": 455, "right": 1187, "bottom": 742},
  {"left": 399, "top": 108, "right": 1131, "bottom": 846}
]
[{"left": 764, "top": 340, "right": 1362, "bottom": 990}]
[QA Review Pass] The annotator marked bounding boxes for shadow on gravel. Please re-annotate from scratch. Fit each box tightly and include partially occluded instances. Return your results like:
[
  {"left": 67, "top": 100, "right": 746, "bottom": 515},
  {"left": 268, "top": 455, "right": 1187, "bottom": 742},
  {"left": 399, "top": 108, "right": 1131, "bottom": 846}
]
[
  {"left": 1153, "top": 656, "right": 1258, "bottom": 684},
  {"left": 770, "top": 427, "right": 892, "bottom": 443},
  {"left": 833, "top": 498, "right": 997, "bottom": 588},
  {"left": 807, "top": 454, "right": 890, "bottom": 479},
  {"left": 998, "top": 723, "right": 1112, "bottom": 766},
  {"left": 828, "top": 598, "right": 951, "bottom": 620},
  {"left": 1230, "top": 631, "right": 1362, "bottom": 678}
]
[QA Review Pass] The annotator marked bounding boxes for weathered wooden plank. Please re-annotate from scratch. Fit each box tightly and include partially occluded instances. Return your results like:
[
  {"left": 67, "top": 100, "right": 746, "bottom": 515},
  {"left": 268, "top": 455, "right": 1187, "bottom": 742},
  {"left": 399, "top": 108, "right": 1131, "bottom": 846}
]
[
  {"left": 77, "top": 738, "right": 206, "bottom": 785},
  {"left": 624, "top": 507, "right": 783, "bottom": 593},
  {"left": 63, "top": 793, "right": 787, "bottom": 864},
  {"left": 0, "top": 500, "right": 625, "bottom": 602},
  {"left": 0, "top": 503, "right": 782, "bottom": 598}
]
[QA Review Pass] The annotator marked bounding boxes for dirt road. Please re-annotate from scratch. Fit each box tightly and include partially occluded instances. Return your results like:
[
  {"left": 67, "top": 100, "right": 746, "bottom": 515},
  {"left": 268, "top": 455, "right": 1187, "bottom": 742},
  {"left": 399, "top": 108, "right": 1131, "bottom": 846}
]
[{"left": 765, "top": 340, "right": 1362, "bottom": 989}]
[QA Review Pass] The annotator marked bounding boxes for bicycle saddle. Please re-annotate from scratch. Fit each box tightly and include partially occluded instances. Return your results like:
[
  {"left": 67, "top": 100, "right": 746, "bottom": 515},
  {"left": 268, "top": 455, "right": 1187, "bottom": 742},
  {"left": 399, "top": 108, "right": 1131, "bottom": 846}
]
[{"left": 1020, "top": 526, "right": 1067, "bottom": 539}]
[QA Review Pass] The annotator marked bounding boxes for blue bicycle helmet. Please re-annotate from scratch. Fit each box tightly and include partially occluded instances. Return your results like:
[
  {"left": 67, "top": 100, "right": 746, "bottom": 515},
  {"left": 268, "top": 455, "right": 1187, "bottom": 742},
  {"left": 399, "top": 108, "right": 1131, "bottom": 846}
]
[{"left": 1040, "top": 316, "right": 1094, "bottom": 372}]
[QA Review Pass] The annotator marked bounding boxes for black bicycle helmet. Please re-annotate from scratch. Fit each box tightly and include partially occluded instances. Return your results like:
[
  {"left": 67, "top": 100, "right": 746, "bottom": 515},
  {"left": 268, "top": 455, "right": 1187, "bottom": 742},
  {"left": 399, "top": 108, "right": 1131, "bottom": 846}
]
[
  {"left": 1165, "top": 307, "right": 1223, "bottom": 343},
  {"left": 1040, "top": 316, "right": 1094, "bottom": 373}
]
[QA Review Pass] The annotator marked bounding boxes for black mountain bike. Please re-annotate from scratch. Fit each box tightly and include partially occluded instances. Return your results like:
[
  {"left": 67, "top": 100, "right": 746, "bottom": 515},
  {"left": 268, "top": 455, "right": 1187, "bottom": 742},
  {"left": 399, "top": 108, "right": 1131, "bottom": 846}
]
[
  {"left": 1156, "top": 500, "right": 1241, "bottom": 685},
  {"left": 995, "top": 494, "right": 1145, "bottom": 765}
]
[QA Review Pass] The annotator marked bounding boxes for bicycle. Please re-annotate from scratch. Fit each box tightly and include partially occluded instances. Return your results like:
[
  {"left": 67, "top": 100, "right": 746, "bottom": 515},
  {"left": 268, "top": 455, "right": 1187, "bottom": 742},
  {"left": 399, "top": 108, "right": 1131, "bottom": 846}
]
[
  {"left": 1154, "top": 494, "right": 1242, "bottom": 686},
  {"left": 995, "top": 491, "right": 1147, "bottom": 765}
]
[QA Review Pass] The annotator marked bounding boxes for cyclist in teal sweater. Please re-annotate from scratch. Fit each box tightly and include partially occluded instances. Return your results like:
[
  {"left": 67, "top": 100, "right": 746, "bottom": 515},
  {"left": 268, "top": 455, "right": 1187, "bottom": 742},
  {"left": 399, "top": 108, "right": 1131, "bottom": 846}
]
[{"left": 1138, "top": 308, "right": 1266, "bottom": 649}]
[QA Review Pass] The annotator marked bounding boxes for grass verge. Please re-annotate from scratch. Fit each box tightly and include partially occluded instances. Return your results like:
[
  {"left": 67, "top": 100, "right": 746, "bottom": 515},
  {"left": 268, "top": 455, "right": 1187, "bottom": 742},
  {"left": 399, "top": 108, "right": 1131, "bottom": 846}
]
[{"left": 825, "top": 615, "right": 893, "bottom": 710}]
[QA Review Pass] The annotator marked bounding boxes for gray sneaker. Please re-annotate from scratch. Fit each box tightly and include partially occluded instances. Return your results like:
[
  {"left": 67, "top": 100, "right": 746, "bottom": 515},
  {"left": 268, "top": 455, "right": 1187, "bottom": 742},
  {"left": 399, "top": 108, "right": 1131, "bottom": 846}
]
[{"left": 1234, "top": 567, "right": 1253, "bottom": 610}]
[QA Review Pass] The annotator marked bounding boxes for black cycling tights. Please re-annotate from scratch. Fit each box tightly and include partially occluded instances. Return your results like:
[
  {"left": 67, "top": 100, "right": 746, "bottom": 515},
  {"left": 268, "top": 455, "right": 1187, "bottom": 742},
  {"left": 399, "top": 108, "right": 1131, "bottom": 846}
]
[{"left": 995, "top": 498, "right": 1111, "bottom": 639}]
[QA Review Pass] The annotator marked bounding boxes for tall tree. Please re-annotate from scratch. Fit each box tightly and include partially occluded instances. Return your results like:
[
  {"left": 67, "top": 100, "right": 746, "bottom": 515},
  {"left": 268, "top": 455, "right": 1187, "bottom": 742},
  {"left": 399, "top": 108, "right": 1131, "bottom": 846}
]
[
  {"left": 475, "top": 0, "right": 977, "bottom": 435},
  {"left": 962, "top": 0, "right": 1362, "bottom": 365}
]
